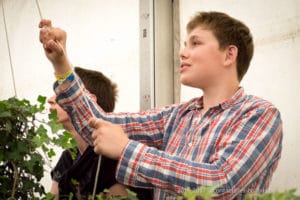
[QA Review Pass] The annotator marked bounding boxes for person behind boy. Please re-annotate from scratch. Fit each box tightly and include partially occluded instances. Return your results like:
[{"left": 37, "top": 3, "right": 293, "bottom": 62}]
[
  {"left": 48, "top": 67, "right": 152, "bottom": 199},
  {"left": 48, "top": 66, "right": 125, "bottom": 199},
  {"left": 39, "top": 11, "right": 283, "bottom": 199}
]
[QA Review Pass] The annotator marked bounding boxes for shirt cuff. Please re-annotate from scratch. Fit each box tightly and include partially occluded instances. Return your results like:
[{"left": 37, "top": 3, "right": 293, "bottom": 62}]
[
  {"left": 53, "top": 74, "right": 78, "bottom": 100},
  {"left": 115, "top": 140, "right": 147, "bottom": 186},
  {"left": 53, "top": 75, "right": 95, "bottom": 145}
]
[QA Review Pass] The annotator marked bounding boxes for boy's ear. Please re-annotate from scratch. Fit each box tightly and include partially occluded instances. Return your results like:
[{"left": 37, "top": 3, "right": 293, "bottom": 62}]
[
  {"left": 225, "top": 45, "right": 238, "bottom": 66},
  {"left": 90, "top": 93, "right": 97, "bottom": 102}
]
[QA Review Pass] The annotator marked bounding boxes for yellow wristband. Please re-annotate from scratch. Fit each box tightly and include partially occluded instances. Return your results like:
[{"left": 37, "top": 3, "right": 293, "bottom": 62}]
[{"left": 55, "top": 68, "right": 73, "bottom": 82}]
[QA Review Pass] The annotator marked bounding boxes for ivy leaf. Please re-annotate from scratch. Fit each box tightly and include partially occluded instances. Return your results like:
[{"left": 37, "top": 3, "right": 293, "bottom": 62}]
[
  {"left": 48, "top": 110, "right": 63, "bottom": 133},
  {"left": 6, "top": 152, "right": 17, "bottom": 161},
  {"left": 37, "top": 125, "right": 50, "bottom": 143},
  {"left": 0, "top": 110, "right": 11, "bottom": 118},
  {"left": 47, "top": 148, "right": 56, "bottom": 158},
  {"left": 37, "top": 95, "right": 46, "bottom": 111},
  {"left": 37, "top": 95, "right": 46, "bottom": 105},
  {"left": 43, "top": 192, "right": 56, "bottom": 200},
  {"left": 179, "top": 186, "right": 218, "bottom": 200},
  {"left": 5, "top": 121, "right": 12, "bottom": 132},
  {"left": 48, "top": 109, "right": 59, "bottom": 121},
  {"left": 32, "top": 135, "right": 43, "bottom": 147},
  {"left": 41, "top": 144, "right": 49, "bottom": 152},
  {"left": 126, "top": 189, "right": 138, "bottom": 200}
]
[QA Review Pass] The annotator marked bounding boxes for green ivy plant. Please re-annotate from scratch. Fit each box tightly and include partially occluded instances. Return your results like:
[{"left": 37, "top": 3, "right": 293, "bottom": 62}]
[
  {"left": 0, "top": 96, "right": 76, "bottom": 199},
  {"left": 94, "top": 189, "right": 138, "bottom": 200},
  {"left": 0, "top": 95, "right": 135, "bottom": 200},
  {"left": 178, "top": 186, "right": 300, "bottom": 200}
]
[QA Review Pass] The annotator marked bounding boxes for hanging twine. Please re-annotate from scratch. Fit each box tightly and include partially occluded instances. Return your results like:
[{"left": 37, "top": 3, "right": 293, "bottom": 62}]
[
  {"left": 35, "top": 0, "right": 43, "bottom": 20},
  {"left": 34, "top": 1, "right": 102, "bottom": 199},
  {"left": 1, "top": 0, "right": 18, "bottom": 97}
]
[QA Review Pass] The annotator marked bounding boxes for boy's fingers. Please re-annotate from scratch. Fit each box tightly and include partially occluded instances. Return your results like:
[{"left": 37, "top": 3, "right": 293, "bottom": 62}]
[
  {"left": 89, "top": 118, "right": 102, "bottom": 129},
  {"left": 47, "top": 40, "right": 64, "bottom": 55},
  {"left": 39, "top": 19, "right": 52, "bottom": 28},
  {"left": 39, "top": 26, "right": 49, "bottom": 43}
]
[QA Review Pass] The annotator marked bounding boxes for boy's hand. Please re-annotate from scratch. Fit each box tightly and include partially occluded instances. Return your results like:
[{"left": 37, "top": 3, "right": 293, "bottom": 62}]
[
  {"left": 89, "top": 118, "right": 130, "bottom": 160},
  {"left": 39, "top": 19, "right": 71, "bottom": 75}
]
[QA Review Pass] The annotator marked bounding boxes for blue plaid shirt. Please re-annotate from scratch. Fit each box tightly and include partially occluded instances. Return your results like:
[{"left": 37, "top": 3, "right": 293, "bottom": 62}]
[{"left": 55, "top": 75, "right": 283, "bottom": 199}]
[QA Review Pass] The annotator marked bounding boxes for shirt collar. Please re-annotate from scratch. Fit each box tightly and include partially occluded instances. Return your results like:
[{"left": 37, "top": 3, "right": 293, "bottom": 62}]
[
  {"left": 187, "top": 87, "right": 246, "bottom": 111},
  {"left": 187, "top": 97, "right": 203, "bottom": 111},
  {"left": 219, "top": 87, "right": 246, "bottom": 110}
]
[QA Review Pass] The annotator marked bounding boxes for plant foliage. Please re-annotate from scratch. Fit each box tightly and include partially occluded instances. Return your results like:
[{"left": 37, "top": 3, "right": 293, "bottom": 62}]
[
  {"left": 0, "top": 96, "right": 76, "bottom": 199},
  {"left": 178, "top": 186, "right": 300, "bottom": 200}
]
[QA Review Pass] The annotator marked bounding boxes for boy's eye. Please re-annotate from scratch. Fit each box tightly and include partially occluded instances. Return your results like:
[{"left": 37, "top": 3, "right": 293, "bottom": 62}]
[{"left": 191, "top": 40, "right": 201, "bottom": 46}]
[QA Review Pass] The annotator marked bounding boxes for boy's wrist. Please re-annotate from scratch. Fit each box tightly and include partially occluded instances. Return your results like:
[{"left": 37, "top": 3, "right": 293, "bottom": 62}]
[
  {"left": 56, "top": 69, "right": 74, "bottom": 84},
  {"left": 53, "top": 58, "right": 73, "bottom": 76}
]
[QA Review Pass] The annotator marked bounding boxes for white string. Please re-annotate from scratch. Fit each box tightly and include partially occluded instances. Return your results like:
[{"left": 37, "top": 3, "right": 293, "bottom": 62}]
[
  {"left": 92, "top": 154, "right": 102, "bottom": 198},
  {"left": 1, "top": 0, "right": 18, "bottom": 97},
  {"left": 34, "top": 1, "right": 102, "bottom": 199},
  {"left": 35, "top": 0, "right": 43, "bottom": 20},
  {"left": 82, "top": 95, "right": 102, "bottom": 200}
]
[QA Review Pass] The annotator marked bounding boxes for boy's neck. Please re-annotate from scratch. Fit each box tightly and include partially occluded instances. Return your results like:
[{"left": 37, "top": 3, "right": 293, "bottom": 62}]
[{"left": 201, "top": 83, "right": 239, "bottom": 114}]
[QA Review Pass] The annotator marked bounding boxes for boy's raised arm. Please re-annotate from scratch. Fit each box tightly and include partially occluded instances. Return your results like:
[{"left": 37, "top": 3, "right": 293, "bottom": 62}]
[{"left": 39, "top": 19, "right": 72, "bottom": 76}]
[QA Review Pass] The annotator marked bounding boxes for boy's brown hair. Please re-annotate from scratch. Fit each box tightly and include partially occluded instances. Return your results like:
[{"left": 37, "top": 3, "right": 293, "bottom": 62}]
[
  {"left": 74, "top": 66, "right": 118, "bottom": 112},
  {"left": 187, "top": 11, "right": 254, "bottom": 81}
]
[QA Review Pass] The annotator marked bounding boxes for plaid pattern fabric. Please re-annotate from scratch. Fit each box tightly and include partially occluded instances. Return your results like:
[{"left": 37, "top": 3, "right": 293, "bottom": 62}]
[{"left": 55, "top": 76, "right": 283, "bottom": 199}]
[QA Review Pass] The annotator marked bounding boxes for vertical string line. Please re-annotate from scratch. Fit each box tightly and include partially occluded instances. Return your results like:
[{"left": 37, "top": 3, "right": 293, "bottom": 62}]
[
  {"left": 1, "top": 0, "right": 17, "bottom": 97},
  {"left": 34, "top": 1, "right": 102, "bottom": 198},
  {"left": 35, "top": 0, "right": 43, "bottom": 20}
]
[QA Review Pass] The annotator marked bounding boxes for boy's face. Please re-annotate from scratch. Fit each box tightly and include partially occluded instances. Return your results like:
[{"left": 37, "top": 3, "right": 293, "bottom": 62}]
[
  {"left": 179, "top": 26, "right": 227, "bottom": 89},
  {"left": 47, "top": 94, "right": 70, "bottom": 124}
]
